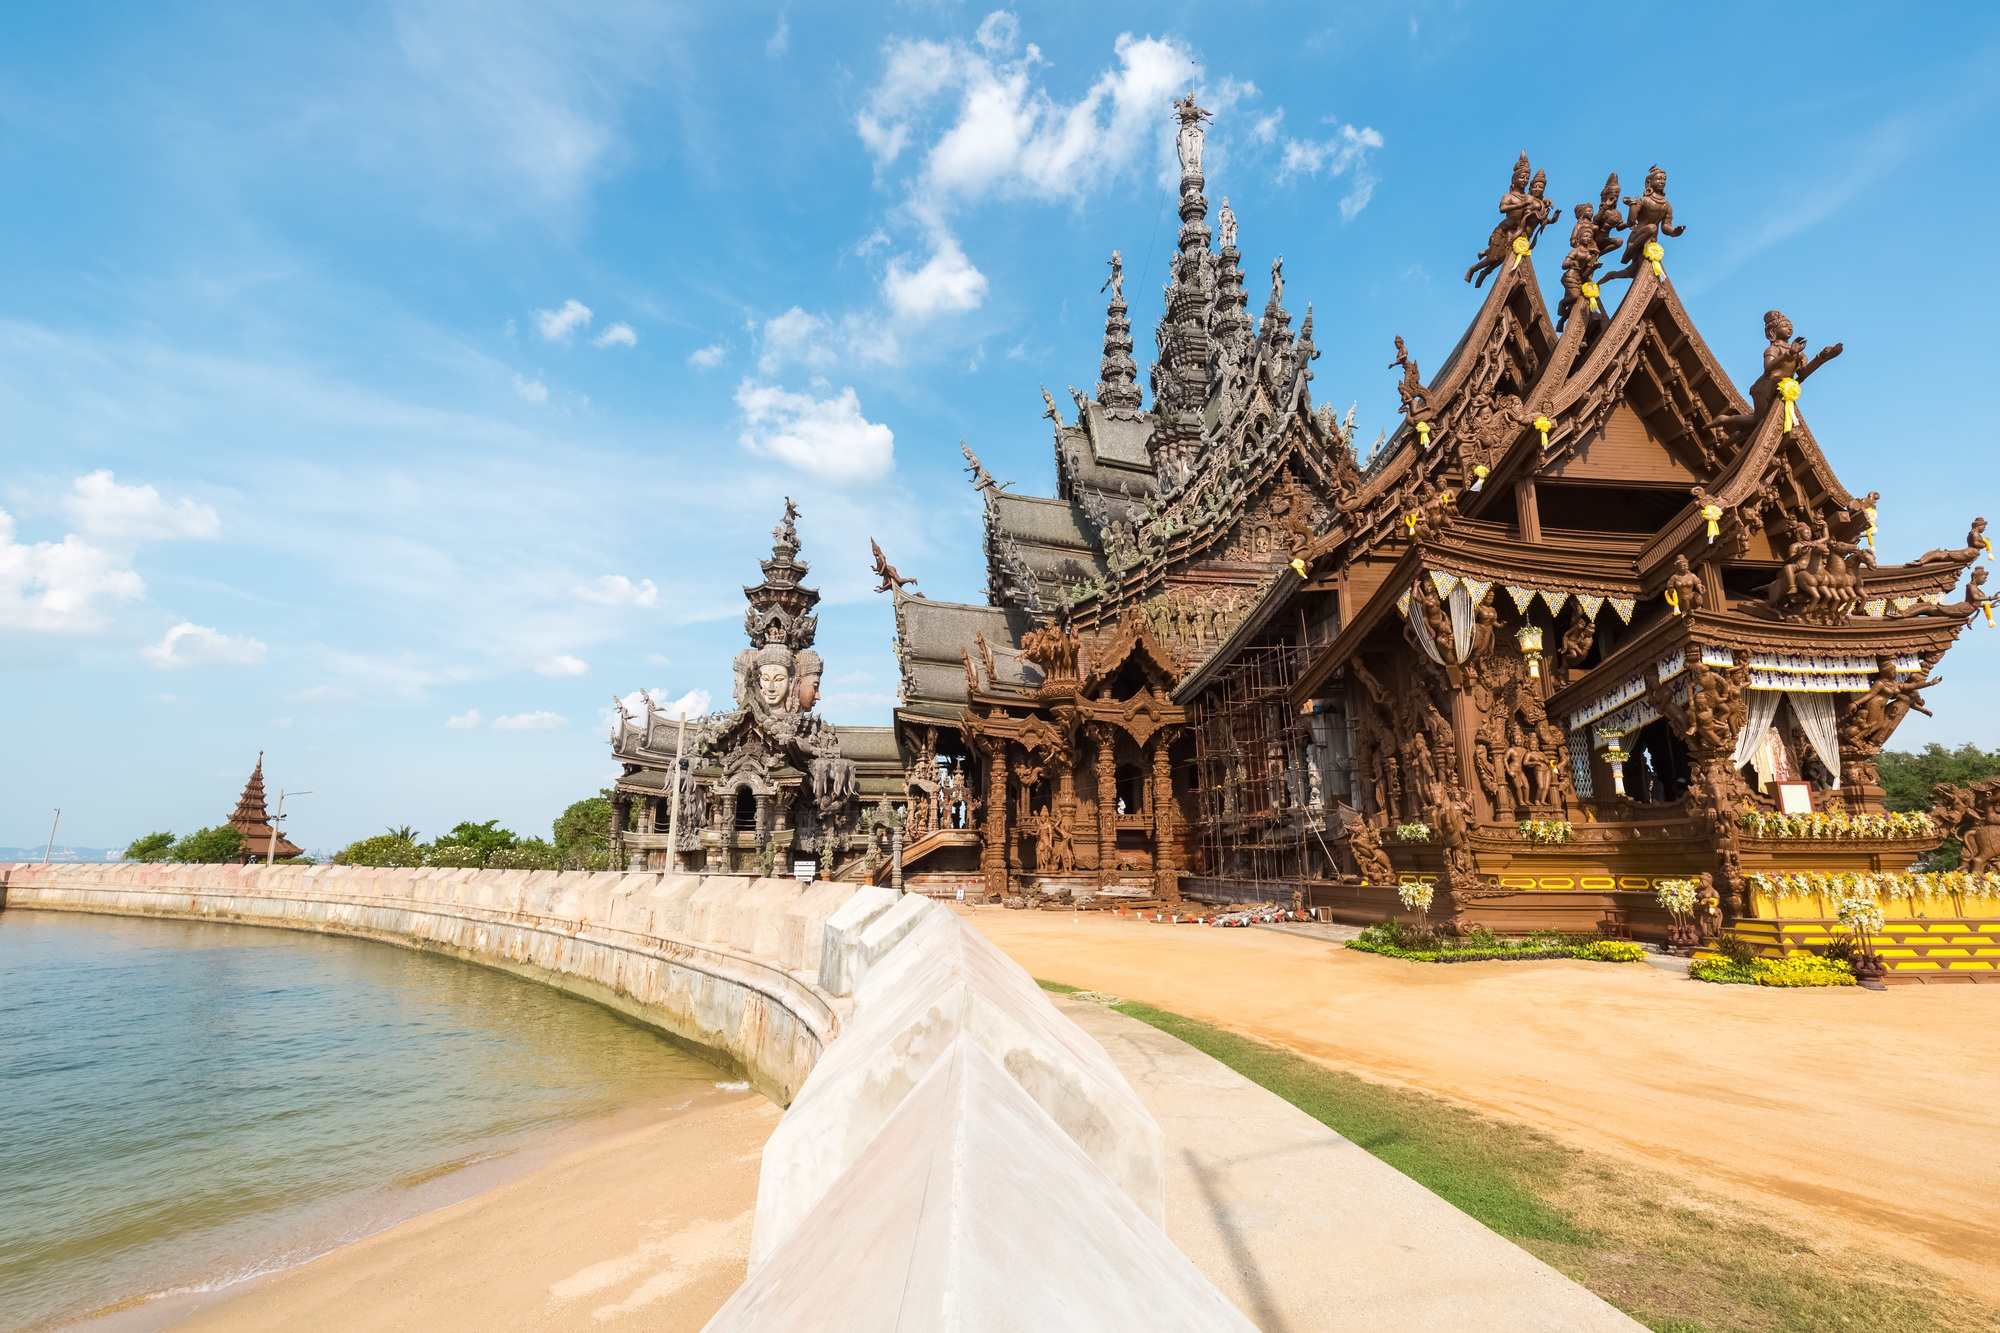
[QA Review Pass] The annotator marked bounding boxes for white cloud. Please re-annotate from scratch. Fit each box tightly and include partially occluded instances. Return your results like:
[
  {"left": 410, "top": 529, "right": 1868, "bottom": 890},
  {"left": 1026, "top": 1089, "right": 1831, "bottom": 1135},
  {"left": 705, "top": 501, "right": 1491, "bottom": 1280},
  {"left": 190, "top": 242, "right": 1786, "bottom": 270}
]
[
  {"left": 573, "top": 574, "right": 659, "bottom": 607},
  {"left": 687, "top": 342, "right": 727, "bottom": 369},
  {"left": 534, "top": 653, "right": 589, "bottom": 676},
  {"left": 1273, "top": 121, "right": 1385, "bottom": 220},
  {"left": 593, "top": 322, "right": 637, "bottom": 348},
  {"left": 735, "top": 380, "right": 894, "bottom": 481},
  {"left": 765, "top": 17, "right": 789, "bottom": 57},
  {"left": 140, "top": 621, "right": 269, "bottom": 669},
  {"left": 493, "top": 710, "right": 568, "bottom": 730},
  {"left": 883, "top": 236, "right": 989, "bottom": 319},
  {"left": 0, "top": 510, "right": 146, "bottom": 632},
  {"left": 757, "top": 307, "right": 838, "bottom": 374},
  {"left": 65, "top": 470, "right": 221, "bottom": 542},
  {"left": 512, "top": 374, "right": 549, "bottom": 404},
  {"left": 446, "top": 708, "right": 481, "bottom": 728},
  {"left": 861, "top": 26, "right": 1196, "bottom": 212},
  {"left": 534, "top": 299, "right": 593, "bottom": 341}
]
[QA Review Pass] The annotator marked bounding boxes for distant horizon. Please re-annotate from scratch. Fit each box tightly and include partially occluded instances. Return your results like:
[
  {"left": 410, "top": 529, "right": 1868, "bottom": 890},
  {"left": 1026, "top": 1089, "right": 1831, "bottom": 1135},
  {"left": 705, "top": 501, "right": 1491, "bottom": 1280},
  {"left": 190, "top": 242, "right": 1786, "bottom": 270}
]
[{"left": 5, "top": 3, "right": 1997, "bottom": 848}]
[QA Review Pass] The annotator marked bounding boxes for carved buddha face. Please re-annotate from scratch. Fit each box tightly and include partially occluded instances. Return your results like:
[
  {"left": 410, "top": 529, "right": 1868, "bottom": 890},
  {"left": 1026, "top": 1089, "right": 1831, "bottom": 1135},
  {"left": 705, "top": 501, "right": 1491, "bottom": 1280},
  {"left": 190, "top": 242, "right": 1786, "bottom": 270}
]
[
  {"left": 794, "top": 672, "right": 819, "bottom": 711},
  {"left": 758, "top": 663, "right": 792, "bottom": 709}
]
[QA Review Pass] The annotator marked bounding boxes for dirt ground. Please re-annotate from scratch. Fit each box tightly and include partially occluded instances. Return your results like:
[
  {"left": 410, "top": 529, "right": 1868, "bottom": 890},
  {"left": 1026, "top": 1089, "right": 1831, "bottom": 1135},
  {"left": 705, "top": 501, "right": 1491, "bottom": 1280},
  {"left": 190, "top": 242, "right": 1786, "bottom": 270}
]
[{"left": 960, "top": 905, "right": 2000, "bottom": 1304}]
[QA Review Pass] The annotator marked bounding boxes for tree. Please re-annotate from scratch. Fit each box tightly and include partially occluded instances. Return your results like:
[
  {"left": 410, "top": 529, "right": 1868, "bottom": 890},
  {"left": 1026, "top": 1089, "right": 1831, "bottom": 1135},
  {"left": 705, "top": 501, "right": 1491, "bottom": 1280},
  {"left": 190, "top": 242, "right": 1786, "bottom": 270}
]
[
  {"left": 168, "top": 825, "right": 245, "bottom": 864},
  {"left": 124, "top": 831, "right": 175, "bottom": 862},
  {"left": 1877, "top": 743, "right": 2000, "bottom": 812},
  {"left": 332, "top": 833, "right": 425, "bottom": 867},
  {"left": 487, "top": 837, "right": 561, "bottom": 870},
  {"left": 553, "top": 792, "right": 615, "bottom": 870},
  {"left": 425, "top": 820, "right": 520, "bottom": 869}
]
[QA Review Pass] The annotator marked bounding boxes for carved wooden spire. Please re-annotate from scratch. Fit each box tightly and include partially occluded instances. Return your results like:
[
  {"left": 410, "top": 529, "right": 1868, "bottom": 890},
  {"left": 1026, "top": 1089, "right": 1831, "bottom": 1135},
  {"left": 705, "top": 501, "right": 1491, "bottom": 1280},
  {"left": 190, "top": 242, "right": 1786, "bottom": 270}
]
[{"left": 1095, "top": 250, "right": 1141, "bottom": 409}]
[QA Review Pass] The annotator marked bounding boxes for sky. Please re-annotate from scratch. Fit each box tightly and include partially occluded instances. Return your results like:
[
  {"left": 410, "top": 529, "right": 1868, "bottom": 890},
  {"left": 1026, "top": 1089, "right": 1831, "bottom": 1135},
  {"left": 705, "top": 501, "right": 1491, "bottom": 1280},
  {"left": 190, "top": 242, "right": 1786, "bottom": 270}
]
[{"left": 4, "top": 2, "right": 1998, "bottom": 855}]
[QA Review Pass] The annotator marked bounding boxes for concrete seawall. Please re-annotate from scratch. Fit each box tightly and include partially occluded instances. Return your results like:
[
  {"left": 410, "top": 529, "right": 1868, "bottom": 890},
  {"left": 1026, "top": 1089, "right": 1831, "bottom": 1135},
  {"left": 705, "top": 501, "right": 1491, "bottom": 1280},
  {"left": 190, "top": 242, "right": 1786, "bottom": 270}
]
[{"left": 0, "top": 862, "right": 854, "bottom": 1103}]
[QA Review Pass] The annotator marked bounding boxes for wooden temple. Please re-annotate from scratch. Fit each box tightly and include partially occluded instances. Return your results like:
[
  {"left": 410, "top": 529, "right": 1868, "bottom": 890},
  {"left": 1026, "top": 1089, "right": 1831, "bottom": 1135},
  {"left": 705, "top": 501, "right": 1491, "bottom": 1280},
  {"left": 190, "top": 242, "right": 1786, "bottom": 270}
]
[
  {"left": 228, "top": 753, "right": 303, "bottom": 862},
  {"left": 624, "top": 100, "right": 1995, "bottom": 979}
]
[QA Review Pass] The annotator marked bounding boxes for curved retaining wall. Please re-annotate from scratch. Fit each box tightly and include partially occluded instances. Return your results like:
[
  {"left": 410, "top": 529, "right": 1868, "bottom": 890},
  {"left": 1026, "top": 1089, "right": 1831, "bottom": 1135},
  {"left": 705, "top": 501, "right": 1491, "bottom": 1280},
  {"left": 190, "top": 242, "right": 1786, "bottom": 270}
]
[
  {"left": 3, "top": 860, "right": 1260, "bottom": 1328},
  {"left": 0, "top": 862, "right": 857, "bottom": 1103}
]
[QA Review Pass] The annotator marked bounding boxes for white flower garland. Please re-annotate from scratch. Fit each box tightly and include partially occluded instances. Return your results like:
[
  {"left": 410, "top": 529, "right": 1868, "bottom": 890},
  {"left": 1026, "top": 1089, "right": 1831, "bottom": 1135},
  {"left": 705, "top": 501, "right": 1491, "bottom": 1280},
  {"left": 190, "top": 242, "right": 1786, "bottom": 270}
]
[
  {"left": 1737, "top": 810, "right": 1937, "bottom": 840},
  {"left": 1748, "top": 869, "right": 2000, "bottom": 905}
]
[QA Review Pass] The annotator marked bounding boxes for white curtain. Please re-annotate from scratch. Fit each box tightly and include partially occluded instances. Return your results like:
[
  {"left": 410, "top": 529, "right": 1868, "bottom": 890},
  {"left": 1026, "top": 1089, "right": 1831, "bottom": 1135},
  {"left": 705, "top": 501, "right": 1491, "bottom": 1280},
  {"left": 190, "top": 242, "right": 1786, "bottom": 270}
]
[
  {"left": 1787, "top": 690, "right": 1844, "bottom": 789},
  {"left": 1447, "top": 583, "right": 1476, "bottom": 663},
  {"left": 1405, "top": 593, "right": 1447, "bottom": 665},
  {"left": 1731, "top": 688, "right": 1784, "bottom": 769}
]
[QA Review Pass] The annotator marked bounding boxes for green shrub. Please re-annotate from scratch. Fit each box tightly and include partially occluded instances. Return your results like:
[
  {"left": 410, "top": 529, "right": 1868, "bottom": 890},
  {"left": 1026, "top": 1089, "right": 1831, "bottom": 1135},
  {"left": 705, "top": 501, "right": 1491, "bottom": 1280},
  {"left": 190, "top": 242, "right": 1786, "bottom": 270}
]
[
  {"left": 123, "top": 831, "right": 176, "bottom": 862},
  {"left": 1716, "top": 932, "right": 1760, "bottom": 968},
  {"left": 167, "top": 825, "right": 244, "bottom": 864},
  {"left": 332, "top": 833, "right": 425, "bottom": 867},
  {"left": 1691, "top": 953, "right": 1857, "bottom": 987}
]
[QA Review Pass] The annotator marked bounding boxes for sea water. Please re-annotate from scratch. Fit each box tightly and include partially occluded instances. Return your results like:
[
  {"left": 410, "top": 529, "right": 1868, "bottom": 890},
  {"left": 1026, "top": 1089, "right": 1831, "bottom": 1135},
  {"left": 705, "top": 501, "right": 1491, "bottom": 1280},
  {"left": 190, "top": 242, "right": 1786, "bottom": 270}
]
[{"left": 0, "top": 910, "right": 726, "bottom": 1332}]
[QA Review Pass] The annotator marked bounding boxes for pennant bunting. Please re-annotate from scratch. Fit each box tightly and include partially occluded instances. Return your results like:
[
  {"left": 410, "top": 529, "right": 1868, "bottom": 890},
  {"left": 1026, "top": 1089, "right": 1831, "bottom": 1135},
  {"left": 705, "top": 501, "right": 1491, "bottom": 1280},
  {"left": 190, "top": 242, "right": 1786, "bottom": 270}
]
[
  {"left": 1539, "top": 588, "right": 1571, "bottom": 615},
  {"left": 1608, "top": 596, "right": 1636, "bottom": 623},
  {"left": 1429, "top": 569, "right": 1460, "bottom": 601},
  {"left": 1575, "top": 593, "right": 1605, "bottom": 621},
  {"left": 1506, "top": 585, "right": 1537, "bottom": 614}
]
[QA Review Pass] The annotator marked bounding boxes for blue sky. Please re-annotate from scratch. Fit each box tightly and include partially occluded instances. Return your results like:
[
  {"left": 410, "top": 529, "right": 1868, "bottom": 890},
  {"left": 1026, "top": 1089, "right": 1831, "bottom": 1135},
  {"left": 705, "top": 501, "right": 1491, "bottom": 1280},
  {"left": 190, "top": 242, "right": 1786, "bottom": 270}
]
[{"left": 4, "top": 2, "right": 1997, "bottom": 854}]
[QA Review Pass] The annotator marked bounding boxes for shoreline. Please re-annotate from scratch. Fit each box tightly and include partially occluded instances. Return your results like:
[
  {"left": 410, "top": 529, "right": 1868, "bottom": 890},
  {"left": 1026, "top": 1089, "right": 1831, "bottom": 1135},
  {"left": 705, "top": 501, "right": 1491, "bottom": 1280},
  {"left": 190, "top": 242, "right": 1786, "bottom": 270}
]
[{"left": 55, "top": 1085, "right": 775, "bottom": 1333}]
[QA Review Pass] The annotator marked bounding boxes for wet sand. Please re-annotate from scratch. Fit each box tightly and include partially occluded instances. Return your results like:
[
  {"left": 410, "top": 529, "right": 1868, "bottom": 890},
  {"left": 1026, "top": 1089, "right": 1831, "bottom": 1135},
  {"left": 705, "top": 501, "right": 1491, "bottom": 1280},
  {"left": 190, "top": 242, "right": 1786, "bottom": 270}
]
[
  {"left": 158, "top": 1087, "right": 778, "bottom": 1333},
  {"left": 962, "top": 905, "right": 2000, "bottom": 1302}
]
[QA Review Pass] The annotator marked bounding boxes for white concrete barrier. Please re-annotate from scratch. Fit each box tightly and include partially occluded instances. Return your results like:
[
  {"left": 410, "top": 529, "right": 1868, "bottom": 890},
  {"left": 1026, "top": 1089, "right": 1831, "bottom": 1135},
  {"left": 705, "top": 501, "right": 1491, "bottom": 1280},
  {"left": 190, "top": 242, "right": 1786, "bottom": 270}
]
[
  {"left": 816, "top": 884, "right": 899, "bottom": 994},
  {"left": 709, "top": 1035, "right": 1256, "bottom": 1333},
  {"left": 752, "top": 901, "right": 1164, "bottom": 1264}
]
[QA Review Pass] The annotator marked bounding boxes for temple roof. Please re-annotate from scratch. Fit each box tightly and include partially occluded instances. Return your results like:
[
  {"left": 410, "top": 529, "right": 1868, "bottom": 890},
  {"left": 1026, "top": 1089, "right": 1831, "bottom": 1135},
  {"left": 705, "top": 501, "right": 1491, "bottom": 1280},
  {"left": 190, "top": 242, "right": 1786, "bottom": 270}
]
[{"left": 227, "top": 754, "right": 302, "bottom": 860}]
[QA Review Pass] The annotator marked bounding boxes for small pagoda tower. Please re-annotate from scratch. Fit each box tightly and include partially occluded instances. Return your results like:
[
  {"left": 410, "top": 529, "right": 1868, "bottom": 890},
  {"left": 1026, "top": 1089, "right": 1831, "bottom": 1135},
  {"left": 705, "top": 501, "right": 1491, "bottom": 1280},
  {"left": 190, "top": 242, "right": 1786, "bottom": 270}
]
[{"left": 228, "top": 753, "right": 301, "bottom": 862}]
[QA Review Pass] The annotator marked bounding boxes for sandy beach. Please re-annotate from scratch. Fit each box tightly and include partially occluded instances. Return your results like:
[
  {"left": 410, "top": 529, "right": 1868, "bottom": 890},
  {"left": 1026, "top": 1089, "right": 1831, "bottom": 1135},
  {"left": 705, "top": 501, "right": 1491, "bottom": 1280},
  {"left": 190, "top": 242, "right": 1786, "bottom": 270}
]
[
  {"left": 154, "top": 1086, "right": 778, "bottom": 1333},
  {"left": 961, "top": 905, "right": 2000, "bottom": 1303}
]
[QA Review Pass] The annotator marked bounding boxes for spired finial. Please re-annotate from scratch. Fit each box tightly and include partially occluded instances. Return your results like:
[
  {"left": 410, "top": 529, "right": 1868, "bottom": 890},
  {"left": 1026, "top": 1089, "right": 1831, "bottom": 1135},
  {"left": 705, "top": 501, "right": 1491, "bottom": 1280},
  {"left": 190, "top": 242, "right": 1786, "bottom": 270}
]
[{"left": 1172, "top": 91, "right": 1211, "bottom": 178}]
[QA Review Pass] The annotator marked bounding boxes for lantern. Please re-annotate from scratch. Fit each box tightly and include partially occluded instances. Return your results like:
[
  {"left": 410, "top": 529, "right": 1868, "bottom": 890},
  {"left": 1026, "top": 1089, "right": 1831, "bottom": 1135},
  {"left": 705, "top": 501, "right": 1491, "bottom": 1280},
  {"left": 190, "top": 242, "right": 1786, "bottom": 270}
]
[
  {"left": 1602, "top": 734, "right": 1629, "bottom": 797},
  {"left": 1515, "top": 624, "right": 1544, "bottom": 678}
]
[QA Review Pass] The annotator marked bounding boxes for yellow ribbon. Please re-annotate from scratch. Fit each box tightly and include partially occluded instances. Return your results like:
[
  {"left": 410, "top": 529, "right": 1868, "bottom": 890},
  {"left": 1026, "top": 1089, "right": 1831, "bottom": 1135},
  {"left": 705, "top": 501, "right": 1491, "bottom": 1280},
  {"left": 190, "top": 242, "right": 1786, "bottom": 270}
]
[
  {"left": 1511, "top": 235, "right": 1531, "bottom": 269},
  {"left": 1985, "top": 602, "right": 1996, "bottom": 628},
  {"left": 1404, "top": 513, "right": 1418, "bottom": 533},
  {"left": 1291, "top": 557, "right": 1307, "bottom": 578},
  {"left": 1983, "top": 536, "right": 1993, "bottom": 560},
  {"left": 1533, "top": 415, "right": 1554, "bottom": 450},
  {"left": 1863, "top": 507, "right": 1877, "bottom": 549},
  {"left": 1582, "top": 280, "right": 1600, "bottom": 312},
  {"left": 1702, "top": 504, "right": 1723, "bottom": 543},
  {"left": 1414, "top": 420, "right": 1431, "bottom": 449},
  {"left": 1643, "top": 240, "right": 1664, "bottom": 278},
  {"left": 1472, "top": 464, "right": 1489, "bottom": 492},
  {"left": 1665, "top": 588, "right": 1681, "bottom": 616},
  {"left": 1777, "top": 377, "right": 1801, "bottom": 432}
]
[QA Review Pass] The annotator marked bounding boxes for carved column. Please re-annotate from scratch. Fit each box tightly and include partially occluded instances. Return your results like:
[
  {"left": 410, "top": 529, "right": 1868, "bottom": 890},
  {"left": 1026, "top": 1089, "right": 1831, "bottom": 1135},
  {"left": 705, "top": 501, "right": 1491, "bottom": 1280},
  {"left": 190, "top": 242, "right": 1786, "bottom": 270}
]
[
  {"left": 610, "top": 794, "right": 631, "bottom": 870},
  {"left": 980, "top": 736, "right": 1010, "bottom": 900},
  {"left": 1092, "top": 723, "right": 1118, "bottom": 888},
  {"left": 1451, "top": 692, "right": 1485, "bottom": 820},
  {"left": 1151, "top": 733, "right": 1181, "bottom": 901}
]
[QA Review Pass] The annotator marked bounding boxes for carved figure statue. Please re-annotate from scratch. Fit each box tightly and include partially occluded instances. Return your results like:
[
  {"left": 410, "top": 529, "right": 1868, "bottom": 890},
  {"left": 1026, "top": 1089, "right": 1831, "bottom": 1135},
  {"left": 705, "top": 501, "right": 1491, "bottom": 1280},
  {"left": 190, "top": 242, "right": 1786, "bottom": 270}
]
[
  {"left": 1503, "top": 727, "right": 1532, "bottom": 812},
  {"left": 1389, "top": 335, "right": 1431, "bottom": 425},
  {"left": 1018, "top": 623, "right": 1081, "bottom": 681},
  {"left": 1218, "top": 199, "right": 1237, "bottom": 251},
  {"left": 1172, "top": 92, "right": 1210, "bottom": 176},
  {"left": 1601, "top": 165, "right": 1685, "bottom": 283},
  {"left": 961, "top": 441, "right": 1008, "bottom": 494},
  {"left": 1893, "top": 563, "right": 1992, "bottom": 620},
  {"left": 869, "top": 538, "right": 920, "bottom": 596},
  {"left": 1664, "top": 554, "right": 1705, "bottom": 615},
  {"left": 1466, "top": 152, "right": 1540, "bottom": 288},
  {"left": 1591, "top": 172, "right": 1628, "bottom": 256},
  {"left": 1913, "top": 518, "right": 1989, "bottom": 567},
  {"left": 1932, "top": 778, "right": 2000, "bottom": 875},
  {"left": 1710, "top": 311, "right": 1844, "bottom": 446},
  {"left": 1347, "top": 819, "right": 1394, "bottom": 885},
  {"left": 754, "top": 644, "right": 794, "bottom": 712},
  {"left": 1556, "top": 203, "right": 1602, "bottom": 330},
  {"left": 1041, "top": 384, "right": 1064, "bottom": 428},
  {"left": 1102, "top": 250, "right": 1125, "bottom": 301},
  {"left": 1841, "top": 659, "right": 1937, "bottom": 754}
]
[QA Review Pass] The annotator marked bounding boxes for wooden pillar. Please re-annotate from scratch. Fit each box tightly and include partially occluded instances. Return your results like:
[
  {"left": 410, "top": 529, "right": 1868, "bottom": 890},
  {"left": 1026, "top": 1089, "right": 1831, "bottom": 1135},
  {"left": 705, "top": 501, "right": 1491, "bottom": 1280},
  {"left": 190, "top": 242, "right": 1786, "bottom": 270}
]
[
  {"left": 1150, "top": 733, "right": 1181, "bottom": 901},
  {"left": 610, "top": 795, "right": 630, "bottom": 870},
  {"left": 1451, "top": 692, "right": 1486, "bottom": 821},
  {"left": 981, "top": 738, "right": 1009, "bottom": 900},
  {"left": 1514, "top": 480, "right": 1541, "bottom": 543},
  {"left": 1092, "top": 724, "right": 1118, "bottom": 888}
]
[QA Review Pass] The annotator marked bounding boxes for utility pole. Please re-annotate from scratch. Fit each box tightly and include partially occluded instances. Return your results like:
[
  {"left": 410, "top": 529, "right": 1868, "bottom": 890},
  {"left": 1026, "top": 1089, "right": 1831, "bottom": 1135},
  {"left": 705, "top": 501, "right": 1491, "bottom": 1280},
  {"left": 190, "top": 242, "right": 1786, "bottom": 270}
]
[
  {"left": 43, "top": 809, "right": 60, "bottom": 864},
  {"left": 268, "top": 790, "right": 311, "bottom": 865},
  {"left": 664, "top": 713, "right": 688, "bottom": 873}
]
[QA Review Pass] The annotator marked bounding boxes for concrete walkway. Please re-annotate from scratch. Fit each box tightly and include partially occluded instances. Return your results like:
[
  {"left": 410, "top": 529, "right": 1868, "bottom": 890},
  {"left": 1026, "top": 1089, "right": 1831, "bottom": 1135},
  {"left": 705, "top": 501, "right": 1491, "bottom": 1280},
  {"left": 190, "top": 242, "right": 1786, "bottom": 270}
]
[{"left": 1054, "top": 995, "right": 1642, "bottom": 1332}]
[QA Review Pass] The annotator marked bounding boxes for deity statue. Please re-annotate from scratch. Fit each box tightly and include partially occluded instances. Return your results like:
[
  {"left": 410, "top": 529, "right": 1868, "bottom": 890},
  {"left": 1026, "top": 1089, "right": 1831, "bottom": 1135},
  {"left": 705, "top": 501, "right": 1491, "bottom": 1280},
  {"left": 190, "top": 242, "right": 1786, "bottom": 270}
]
[
  {"left": 754, "top": 643, "right": 795, "bottom": 712},
  {"left": 870, "top": 538, "right": 920, "bottom": 595},
  {"left": 1913, "top": 517, "right": 1989, "bottom": 567},
  {"left": 1218, "top": 198, "right": 1238, "bottom": 251},
  {"left": 1102, "top": 250, "right": 1125, "bottom": 302},
  {"left": 1172, "top": 92, "right": 1210, "bottom": 176},
  {"left": 1710, "top": 310, "right": 1843, "bottom": 446},
  {"left": 1466, "top": 152, "right": 1560, "bottom": 288},
  {"left": 1664, "top": 554, "right": 1706, "bottom": 615},
  {"left": 1389, "top": 335, "right": 1431, "bottom": 425},
  {"left": 1602, "top": 165, "right": 1685, "bottom": 283}
]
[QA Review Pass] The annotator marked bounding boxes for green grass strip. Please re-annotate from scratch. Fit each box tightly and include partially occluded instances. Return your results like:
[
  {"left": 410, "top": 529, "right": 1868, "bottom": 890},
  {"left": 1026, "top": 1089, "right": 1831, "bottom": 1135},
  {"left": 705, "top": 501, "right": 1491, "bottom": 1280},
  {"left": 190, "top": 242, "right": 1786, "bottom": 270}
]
[{"left": 1101, "top": 995, "right": 1585, "bottom": 1244}]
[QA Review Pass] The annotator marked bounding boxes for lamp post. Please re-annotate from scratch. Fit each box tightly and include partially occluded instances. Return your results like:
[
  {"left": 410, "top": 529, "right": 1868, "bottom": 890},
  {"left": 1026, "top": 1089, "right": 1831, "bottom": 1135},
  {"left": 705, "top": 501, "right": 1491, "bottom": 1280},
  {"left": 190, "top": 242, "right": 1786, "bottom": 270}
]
[
  {"left": 1600, "top": 735, "right": 1628, "bottom": 798},
  {"left": 1515, "top": 624, "right": 1544, "bottom": 679},
  {"left": 268, "top": 790, "right": 310, "bottom": 864}
]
